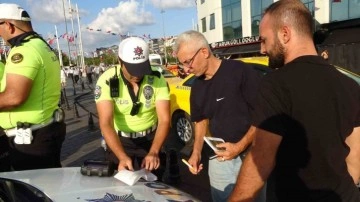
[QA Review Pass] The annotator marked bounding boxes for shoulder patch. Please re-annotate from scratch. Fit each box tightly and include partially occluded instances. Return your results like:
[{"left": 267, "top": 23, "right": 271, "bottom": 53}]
[
  {"left": 151, "top": 70, "right": 161, "bottom": 78},
  {"left": 11, "top": 53, "right": 24, "bottom": 64},
  {"left": 94, "top": 85, "right": 102, "bottom": 100}
]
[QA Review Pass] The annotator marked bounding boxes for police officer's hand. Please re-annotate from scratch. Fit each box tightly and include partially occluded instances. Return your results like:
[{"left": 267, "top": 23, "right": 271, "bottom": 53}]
[
  {"left": 188, "top": 153, "right": 203, "bottom": 175},
  {"left": 141, "top": 152, "right": 160, "bottom": 171},
  {"left": 118, "top": 156, "right": 134, "bottom": 171}
]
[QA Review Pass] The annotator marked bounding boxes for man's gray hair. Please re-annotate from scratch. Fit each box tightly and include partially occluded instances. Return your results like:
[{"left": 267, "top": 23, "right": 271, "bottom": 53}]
[{"left": 173, "top": 30, "right": 210, "bottom": 54}]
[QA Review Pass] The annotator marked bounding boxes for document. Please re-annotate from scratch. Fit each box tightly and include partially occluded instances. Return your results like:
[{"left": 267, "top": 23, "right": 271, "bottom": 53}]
[{"left": 114, "top": 168, "right": 157, "bottom": 186}]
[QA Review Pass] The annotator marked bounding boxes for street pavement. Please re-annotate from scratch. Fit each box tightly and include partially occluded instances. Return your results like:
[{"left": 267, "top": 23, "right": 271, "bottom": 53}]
[{"left": 59, "top": 77, "right": 212, "bottom": 202}]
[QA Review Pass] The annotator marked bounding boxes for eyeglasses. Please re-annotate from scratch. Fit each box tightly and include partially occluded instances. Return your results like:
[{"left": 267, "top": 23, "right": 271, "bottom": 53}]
[{"left": 181, "top": 48, "right": 202, "bottom": 67}]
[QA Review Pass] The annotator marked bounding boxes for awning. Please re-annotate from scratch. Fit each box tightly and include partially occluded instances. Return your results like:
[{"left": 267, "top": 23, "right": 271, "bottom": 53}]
[
  {"left": 223, "top": 43, "right": 260, "bottom": 55},
  {"left": 212, "top": 48, "right": 228, "bottom": 55},
  {"left": 211, "top": 42, "right": 260, "bottom": 56}
]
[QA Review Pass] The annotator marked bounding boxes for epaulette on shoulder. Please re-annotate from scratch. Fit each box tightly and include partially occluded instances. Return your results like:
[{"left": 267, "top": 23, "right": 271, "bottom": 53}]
[{"left": 151, "top": 70, "right": 161, "bottom": 78}]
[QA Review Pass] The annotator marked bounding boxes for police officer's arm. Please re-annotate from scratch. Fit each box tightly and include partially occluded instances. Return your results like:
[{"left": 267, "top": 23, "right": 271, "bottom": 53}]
[
  {"left": 0, "top": 73, "right": 32, "bottom": 110},
  {"left": 228, "top": 127, "right": 281, "bottom": 202},
  {"left": 96, "top": 100, "right": 134, "bottom": 171},
  {"left": 142, "top": 99, "right": 170, "bottom": 171},
  {"left": 345, "top": 126, "right": 360, "bottom": 184}
]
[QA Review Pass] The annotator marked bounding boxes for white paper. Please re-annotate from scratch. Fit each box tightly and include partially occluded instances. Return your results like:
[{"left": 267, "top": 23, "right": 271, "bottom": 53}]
[{"left": 114, "top": 168, "right": 157, "bottom": 186}]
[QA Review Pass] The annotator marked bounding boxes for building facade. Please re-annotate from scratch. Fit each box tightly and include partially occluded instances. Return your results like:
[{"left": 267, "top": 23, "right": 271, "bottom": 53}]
[{"left": 196, "top": 0, "right": 360, "bottom": 73}]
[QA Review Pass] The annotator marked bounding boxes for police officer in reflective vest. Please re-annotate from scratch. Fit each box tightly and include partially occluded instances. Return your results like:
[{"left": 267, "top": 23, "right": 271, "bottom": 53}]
[
  {"left": 0, "top": 3, "right": 65, "bottom": 171},
  {"left": 95, "top": 37, "right": 170, "bottom": 177}
]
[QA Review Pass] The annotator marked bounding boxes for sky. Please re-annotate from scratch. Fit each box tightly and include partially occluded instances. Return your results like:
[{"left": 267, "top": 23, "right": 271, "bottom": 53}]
[{"left": 4, "top": 0, "right": 197, "bottom": 56}]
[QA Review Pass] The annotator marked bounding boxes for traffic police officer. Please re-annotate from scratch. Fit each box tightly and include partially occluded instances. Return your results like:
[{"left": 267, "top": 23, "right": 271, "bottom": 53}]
[
  {"left": 0, "top": 4, "right": 65, "bottom": 171},
  {"left": 95, "top": 37, "right": 170, "bottom": 177}
]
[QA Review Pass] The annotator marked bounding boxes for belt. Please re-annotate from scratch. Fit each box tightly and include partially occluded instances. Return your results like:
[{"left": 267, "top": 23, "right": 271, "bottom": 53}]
[
  {"left": 118, "top": 124, "right": 157, "bottom": 138},
  {"left": 4, "top": 118, "right": 55, "bottom": 137}
]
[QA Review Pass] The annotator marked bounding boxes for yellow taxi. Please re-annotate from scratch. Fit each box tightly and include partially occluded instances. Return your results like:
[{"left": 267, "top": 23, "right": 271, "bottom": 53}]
[{"left": 168, "top": 57, "right": 271, "bottom": 147}]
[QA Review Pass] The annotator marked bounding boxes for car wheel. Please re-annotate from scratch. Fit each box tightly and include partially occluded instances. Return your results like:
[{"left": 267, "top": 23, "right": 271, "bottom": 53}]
[{"left": 172, "top": 111, "right": 194, "bottom": 146}]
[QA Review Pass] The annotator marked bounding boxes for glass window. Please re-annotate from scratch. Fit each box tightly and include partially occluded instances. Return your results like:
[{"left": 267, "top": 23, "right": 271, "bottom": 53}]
[
  {"left": 251, "top": 16, "right": 261, "bottom": 36},
  {"left": 331, "top": 0, "right": 349, "bottom": 21},
  {"left": 223, "top": 23, "right": 233, "bottom": 40},
  {"left": 231, "top": 2, "right": 241, "bottom": 21},
  {"left": 301, "top": 0, "right": 315, "bottom": 16},
  {"left": 210, "top": 13, "right": 215, "bottom": 30},
  {"left": 201, "top": 17, "right": 207, "bottom": 33},
  {"left": 349, "top": 0, "right": 360, "bottom": 19},
  {"left": 222, "top": 5, "right": 232, "bottom": 24},
  {"left": 251, "top": 0, "right": 273, "bottom": 36},
  {"left": 222, "top": 0, "right": 231, "bottom": 6},
  {"left": 232, "top": 20, "right": 242, "bottom": 38},
  {"left": 222, "top": 0, "right": 242, "bottom": 40}
]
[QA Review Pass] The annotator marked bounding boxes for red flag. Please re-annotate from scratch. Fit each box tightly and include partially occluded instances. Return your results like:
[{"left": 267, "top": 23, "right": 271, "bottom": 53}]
[
  {"left": 47, "top": 38, "right": 55, "bottom": 45},
  {"left": 68, "top": 36, "right": 74, "bottom": 43}
]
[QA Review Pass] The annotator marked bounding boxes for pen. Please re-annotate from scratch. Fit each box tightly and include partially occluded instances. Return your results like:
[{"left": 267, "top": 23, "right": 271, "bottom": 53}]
[{"left": 182, "top": 159, "right": 195, "bottom": 170}]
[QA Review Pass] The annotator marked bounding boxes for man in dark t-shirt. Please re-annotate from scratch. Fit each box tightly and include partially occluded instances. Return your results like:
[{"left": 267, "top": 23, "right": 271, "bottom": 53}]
[
  {"left": 229, "top": 1, "right": 360, "bottom": 202},
  {"left": 174, "top": 30, "right": 266, "bottom": 202}
]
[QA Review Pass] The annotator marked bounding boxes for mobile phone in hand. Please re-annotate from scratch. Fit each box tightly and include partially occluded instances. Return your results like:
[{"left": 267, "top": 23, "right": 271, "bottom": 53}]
[{"left": 204, "top": 137, "right": 225, "bottom": 151}]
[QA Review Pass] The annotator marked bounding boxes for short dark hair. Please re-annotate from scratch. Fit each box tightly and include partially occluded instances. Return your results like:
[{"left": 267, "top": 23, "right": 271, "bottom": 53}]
[{"left": 264, "top": 0, "right": 313, "bottom": 38}]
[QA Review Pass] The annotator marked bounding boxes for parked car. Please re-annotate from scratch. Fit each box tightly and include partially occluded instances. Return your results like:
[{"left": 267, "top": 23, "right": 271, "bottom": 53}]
[
  {"left": 0, "top": 167, "right": 200, "bottom": 202},
  {"left": 168, "top": 57, "right": 360, "bottom": 148},
  {"left": 168, "top": 57, "right": 271, "bottom": 147}
]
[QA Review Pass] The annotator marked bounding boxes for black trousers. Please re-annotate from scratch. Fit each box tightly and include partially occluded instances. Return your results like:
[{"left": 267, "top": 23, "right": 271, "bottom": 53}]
[
  {"left": 0, "top": 133, "right": 10, "bottom": 172},
  {"left": 1, "top": 122, "right": 66, "bottom": 171}
]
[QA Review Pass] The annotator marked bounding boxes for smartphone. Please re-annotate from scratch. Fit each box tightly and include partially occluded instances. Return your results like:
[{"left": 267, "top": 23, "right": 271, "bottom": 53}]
[{"left": 204, "top": 137, "right": 225, "bottom": 152}]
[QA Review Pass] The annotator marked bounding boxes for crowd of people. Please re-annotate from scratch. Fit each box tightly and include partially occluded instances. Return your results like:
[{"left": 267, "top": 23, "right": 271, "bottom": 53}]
[
  {"left": 60, "top": 65, "right": 107, "bottom": 88},
  {"left": 0, "top": 1, "right": 359, "bottom": 202}
]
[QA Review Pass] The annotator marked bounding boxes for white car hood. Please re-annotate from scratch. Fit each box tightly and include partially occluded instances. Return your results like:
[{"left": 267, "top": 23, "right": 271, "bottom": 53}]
[{"left": 0, "top": 167, "right": 200, "bottom": 202}]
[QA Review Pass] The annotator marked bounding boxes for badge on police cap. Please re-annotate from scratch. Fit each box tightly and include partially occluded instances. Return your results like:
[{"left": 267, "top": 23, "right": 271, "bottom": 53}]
[{"left": 11, "top": 53, "right": 24, "bottom": 64}]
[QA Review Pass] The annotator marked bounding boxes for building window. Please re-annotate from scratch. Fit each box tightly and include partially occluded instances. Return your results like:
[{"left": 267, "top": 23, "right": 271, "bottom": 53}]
[
  {"left": 210, "top": 13, "right": 215, "bottom": 30},
  {"left": 301, "top": 0, "right": 315, "bottom": 15},
  {"left": 251, "top": 0, "right": 272, "bottom": 36},
  {"left": 222, "top": 1, "right": 242, "bottom": 40},
  {"left": 201, "top": 17, "right": 207, "bottom": 33},
  {"left": 201, "top": 0, "right": 205, "bottom": 4},
  {"left": 331, "top": 0, "right": 360, "bottom": 22}
]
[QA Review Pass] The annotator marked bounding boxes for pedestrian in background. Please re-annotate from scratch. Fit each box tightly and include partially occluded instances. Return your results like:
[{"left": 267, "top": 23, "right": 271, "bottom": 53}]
[
  {"left": 173, "top": 30, "right": 266, "bottom": 202},
  {"left": 73, "top": 66, "right": 80, "bottom": 84},
  {"left": 0, "top": 3, "right": 66, "bottom": 171},
  {"left": 68, "top": 66, "right": 74, "bottom": 82},
  {"left": 60, "top": 67, "right": 67, "bottom": 88},
  {"left": 95, "top": 37, "right": 170, "bottom": 179},
  {"left": 229, "top": 1, "right": 360, "bottom": 201},
  {"left": 93, "top": 65, "right": 100, "bottom": 82},
  {"left": 86, "top": 65, "right": 93, "bottom": 84}
]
